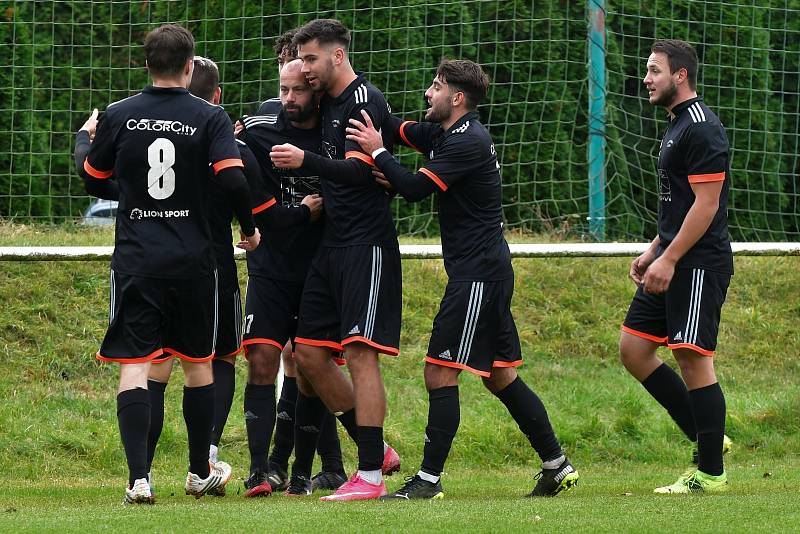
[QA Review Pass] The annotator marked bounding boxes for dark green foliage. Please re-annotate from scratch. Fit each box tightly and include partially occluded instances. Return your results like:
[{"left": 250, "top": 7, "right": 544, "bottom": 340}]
[{"left": 1, "top": 1, "right": 798, "bottom": 239}]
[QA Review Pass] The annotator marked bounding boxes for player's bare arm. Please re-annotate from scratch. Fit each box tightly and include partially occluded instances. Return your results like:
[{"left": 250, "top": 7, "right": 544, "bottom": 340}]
[
  {"left": 630, "top": 236, "right": 660, "bottom": 285},
  {"left": 642, "top": 180, "right": 723, "bottom": 294}
]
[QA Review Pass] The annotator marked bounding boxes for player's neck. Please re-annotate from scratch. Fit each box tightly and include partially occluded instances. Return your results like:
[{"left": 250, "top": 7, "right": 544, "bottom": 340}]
[
  {"left": 666, "top": 90, "right": 698, "bottom": 118},
  {"left": 291, "top": 116, "right": 319, "bottom": 130},
  {"left": 327, "top": 64, "right": 358, "bottom": 99},
  {"left": 151, "top": 78, "right": 187, "bottom": 89},
  {"left": 441, "top": 108, "right": 471, "bottom": 131}
]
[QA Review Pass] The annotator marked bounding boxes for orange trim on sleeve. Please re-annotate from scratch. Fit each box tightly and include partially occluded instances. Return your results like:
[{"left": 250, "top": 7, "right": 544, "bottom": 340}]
[
  {"left": 341, "top": 336, "right": 399, "bottom": 356},
  {"left": 424, "top": 356, "right": 491, "bottom": 377},
  {"left": 162, "top": 347, "right": 215, "bottom": 363},
  {"left": 96, "top": 348, "right": 164, "bottom": 364},
  {"left": 83, "top": 159, "right": 113, "bottom": 179},
  {"left": 667, "top": 342, "right": 715, "bottom": 357},
  {"left": 621, "top": 325, "right": 669, "bottom": 344},
  {"left": 419, "top": 167, "right": 448, "bottom": 191},
  {"left": 294, "top": 337, "right": 345, "bottom": 352},
  {"left": 252, "top": 197, "right": 277, "bottom": 215},
  {"left": 213, "top": 158, "right": 244, "bottom": 174},
  {"left": 399, "top": 121, "right": 422, "bottom": 153},
  {"left": 345, "top": 151, "right": 375, "bottom": 166},
  {"left": 688, "top": 172, "right": 725, "bottom": 183}
]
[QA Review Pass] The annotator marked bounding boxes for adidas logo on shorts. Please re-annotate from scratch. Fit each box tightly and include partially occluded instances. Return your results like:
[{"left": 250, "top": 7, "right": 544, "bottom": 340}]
[
  {"left": 438, "top": 349, "right": 452, "bottom": 360},
  {"left": 348, "top": 325, "right": 361, "bottom": 335},
  {"left": 674, "top": 331, "right": 683, "bottom": 341}
]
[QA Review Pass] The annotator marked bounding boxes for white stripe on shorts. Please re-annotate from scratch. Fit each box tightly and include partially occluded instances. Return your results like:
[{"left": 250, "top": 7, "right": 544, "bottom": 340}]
[
  {"left": 212, "top": 269, "right": 219, "bottom": 353},
  {"left": 365, "top": 246, "right": 382, "bottom": 339},
  {"left": 457, "top": 282, "right": 484, "bottom": 365},
  {"left": 684, "top": 268, "right": 705, "bottom": 345}
]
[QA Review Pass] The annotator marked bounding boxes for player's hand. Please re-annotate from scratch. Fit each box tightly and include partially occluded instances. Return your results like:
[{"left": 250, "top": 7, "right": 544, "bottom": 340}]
[
  {"left": 345, "top": 109, "right": 383, "bottom": 154},
  {"left": 629, "top": 250, "right": 655, "bottom": 285},
  {"left": 642, "top": 256, "right": 675, "bottom": 295},
  {"left": 373, "top": 169, "right": 392, "bottom": 190},
  {"left": 234, "top": 120, "right": 244, "bottom": 137},
  {"left": 237, "top": 228, "right": 261, "bottom": 251},
  {"left": 80, "top": 108, "right": 100, "bottom": 140},
  {"left": 270, "top": 143, "right": 304, "bottom": 169},
  {"left": 301, "top": 194, "right": 323, "bottom": 222}
]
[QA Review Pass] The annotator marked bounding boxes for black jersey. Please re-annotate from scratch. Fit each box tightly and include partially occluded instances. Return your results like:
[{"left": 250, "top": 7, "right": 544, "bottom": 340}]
[
  {"left": 84, "top": 86, "right": 243, "bottom": 278},
  {"left": 256, "top": 97, "right": 282, "bottom": 116},
  {"left": 396, "top": 112, "right": 513, "bottom": 281},
  {"left": 318, "top": 74, "right": 397, "bottom": 247},
  {"left": 207, "top": 141, "right": 272, "bottom": 284},
  {"left": 656, "top": 97, "right": 733, "bottom": 274},
  {"left": 239, "top": 112, "right": 324, "bottom": 281}
]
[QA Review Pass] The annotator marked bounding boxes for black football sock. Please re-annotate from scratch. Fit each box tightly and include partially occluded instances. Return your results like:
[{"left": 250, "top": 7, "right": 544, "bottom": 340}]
[
  {"left": 317, "top": 410, "right": 345, "bottom": 474},
  {"left": 336, "top": 408, "right": 358, "bottom": 442},
  {"left": 690, "top": 382, "right": 726, "bottom": 476},
  {"left": 210, "top": 359, "right": 235, "bottom": 447},
  {"left": 244, "top": 383, "right": 276, "bottom": 474},
  {"left": 146, "top": 380, "right": 167, "bottom": 472},
  {"left": 420, "top": 385, "right": 460, "bottom": 478},
  {"left": 641, "top": 363, "right": 697, "bottom": 441},
  {"left": 494, "top": 377, "right": 562, "bottom": 463},
  {"left": 292, "top": 392, "right": 326, "bottom": 479},
  {"left": 268, "top": 375, "right": 297, "bottom": 471},
  {"left": 183, "top": 383, "right": 215, "bottom": 478},
  {"left": 357, "top": 426, "right": 384, "bottom": 472},
  {"left": 117, "top": 388, "right": 151, "bottom": 487}
]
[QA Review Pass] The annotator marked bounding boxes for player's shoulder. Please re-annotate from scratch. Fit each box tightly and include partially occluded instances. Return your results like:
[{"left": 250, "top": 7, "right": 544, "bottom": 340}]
[
  {"left": 104, "top": 92, "right": 144, "bottom": 117},
  {"left": 444, "top": 115, "right": 490, "bottom": 146},
  {"left": 257, "top": 98, "right": 282, "bottom": 115},
  {"left": 241, "top": 113, "right": 281, "bottom": 132},
  {"left": 350, "top": 75, "right": 387, "bottom": 106},
  {"left": 680, "top": 101, "right": 727, "bottom": 144}
]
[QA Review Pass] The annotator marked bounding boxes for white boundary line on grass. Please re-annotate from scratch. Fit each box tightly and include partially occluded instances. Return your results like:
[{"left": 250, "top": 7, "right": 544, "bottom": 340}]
[{"left": 0, "top": 242, "right": 798, "bottom": 261}]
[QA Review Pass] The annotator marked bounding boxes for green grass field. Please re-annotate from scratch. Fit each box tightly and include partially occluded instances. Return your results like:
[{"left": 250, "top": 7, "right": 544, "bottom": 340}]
[{"left": 0, "top": 223, "right": 798, "bottom": 532}]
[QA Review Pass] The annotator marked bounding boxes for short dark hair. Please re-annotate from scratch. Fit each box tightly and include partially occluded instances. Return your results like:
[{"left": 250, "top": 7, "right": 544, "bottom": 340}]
[
  {"left": 436, "top": 59, "right": 490, "bottom": 110},
  {"left": 293, "top": 19, "right": 351, "bottom": 51},
  {"left": 189, "top": 56, "right": 219, "bottom": 102},
  {"left": 651, "top": 39, "right": 698, "bottom": 90},
  {"left": 144, "top": 24, "right": 195, "bottom": 78},
  {"left": 273, "top": 28, "right": 298, "bottom": 59}
]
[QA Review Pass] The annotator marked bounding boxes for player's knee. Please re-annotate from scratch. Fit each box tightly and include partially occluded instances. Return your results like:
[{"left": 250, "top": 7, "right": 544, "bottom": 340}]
[
  {"left": 246, "top": 344, "right": 280, "bottom": 384},
  {"left": 482, "top": 367, "right": 517, "bottom": 393},
  {"left": 424, "top": 362, "right": 459, "bottom": 390}
]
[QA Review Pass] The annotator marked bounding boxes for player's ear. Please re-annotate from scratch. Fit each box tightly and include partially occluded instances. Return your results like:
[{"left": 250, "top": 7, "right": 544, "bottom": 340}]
[
  {"left": 213, "top": 86, "right": 221, "bottom": 105},
  {"left": 333, "top": 46, "right": 345, "bottom": 66},
  {"left": 675, "top": 66, "right": 688, "bottom": 86}
]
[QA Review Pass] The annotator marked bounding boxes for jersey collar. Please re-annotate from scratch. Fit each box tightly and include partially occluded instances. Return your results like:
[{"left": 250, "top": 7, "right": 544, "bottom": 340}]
[
  {"left": 446, "top": 111, "right": 479, "bottom": 134},
  {"left": 669, "top": 96, "right": 703, "bottom": 120},
  {"left": 144, "top": 86, "right": 189, "bottom": 95},
  {"left": 331, "top": 72, "right": 367, "bottom": 104}
]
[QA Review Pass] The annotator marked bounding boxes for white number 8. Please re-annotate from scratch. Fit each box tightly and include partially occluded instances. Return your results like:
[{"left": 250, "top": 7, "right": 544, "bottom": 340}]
[{"left": 147, "top": 138, "right": 176, "bottom": 199}]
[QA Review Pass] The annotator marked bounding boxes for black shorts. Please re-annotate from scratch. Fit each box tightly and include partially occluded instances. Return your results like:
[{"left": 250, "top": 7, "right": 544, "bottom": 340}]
[
  {"left": 622, "top": 267, "right": 730, "bottom": 356},
  {"left": 426, "top": 278, "right": 522, "bottom": 377},
  {"left": 295, "top": 245, "right": 402, "bottom": 356},
  {"left": 97, "top": 269, "right": 218, "bottom": 364},
  {"left": 214, "top": 282, "right": 243, "bottom": 358},
  {"left": 242, "top": 276, "right": 303, "bottom": 354}
]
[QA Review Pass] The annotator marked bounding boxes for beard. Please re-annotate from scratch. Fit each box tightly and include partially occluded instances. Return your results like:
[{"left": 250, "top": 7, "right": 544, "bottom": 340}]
[
  {"left": 425, "top": 100, "right": 452, "bottom": 124},
  {"left": 651, "top": 81, "right": 678, "bottom": 108},
  {"left": 283, "top": 103, "right": 315, "bottom": 122}
]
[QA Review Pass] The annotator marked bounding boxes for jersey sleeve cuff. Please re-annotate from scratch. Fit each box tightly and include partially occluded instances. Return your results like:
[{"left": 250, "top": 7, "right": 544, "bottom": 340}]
[
  {"left": 399, "top": 121, "right": 422, "bottom": 153},
  {"left": 212, "top": 158, "right": 244, "bottom": 174},
  {"left": 252, "top": 197, "right": 277, "bottom": 214},
  {"left": 345, "top": 150, "right": 375, "bottom": 166},
  {"left": 83, "top": 159, "right": 113, "bottom": 179},
  {"left": 419, "top": 167, "right": 448, "bottom": 191},
  {"left": 688, "top": 172, "right": 725, "bottom": 183}
]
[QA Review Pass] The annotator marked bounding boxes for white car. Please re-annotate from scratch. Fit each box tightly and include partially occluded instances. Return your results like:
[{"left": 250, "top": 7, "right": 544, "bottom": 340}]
[{"left": 82, "top": 199, "right": 118, "bottom": 225}]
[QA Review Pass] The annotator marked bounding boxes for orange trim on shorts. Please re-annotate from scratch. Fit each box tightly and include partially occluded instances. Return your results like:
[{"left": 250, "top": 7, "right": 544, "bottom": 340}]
[
  {"left": 493, "top": 359, "right": 523, "bottom": 369},
  {"left": 252, "top": 197, "right": 277, "bottom": 214},
  {"left": 84, "top": 159, "right": 113, "bottom": 179},
  {"left": 667, "top": 342, "right": 715, "bottom": 357},
  {"left": 341, "top": 336, "right": 399, "bottom": 356},
  {"left": 294, "top": 337, "right": 345, "bottom": 352},
  {"left": 212, "top": 158, "right": 244, "bottom": 174},
  {"left": 345, "top": 150, "right": 375, "bottom": 166},
  {"left": 96, "top": 348, "right": 164, "bottom": 364},
  {"left": 419, "top": 167, "right": 448, "bottom": 191},
  {"left": 424, "top": 356, "right": 490, "bottom": 377},
  {"left": 162, "top": 347, "right": 215, "bottom": 362},
  {"left": 621, "top": 325, "right": 668, "bottom": 344},
  {"left": 688, "top": 172, "right": 725, "bottom": 183},
  {"left": 332, "top": 356, "right": 347, "bottom": 366},
  {"left": 399, "top": 121, "right": 422, "bottom": 153},
  {"left": 243, "top": 338, "right": 284, "bottom": 351},
  {"left": 216, "top": 346, "right": 243, "bottom": 359}
]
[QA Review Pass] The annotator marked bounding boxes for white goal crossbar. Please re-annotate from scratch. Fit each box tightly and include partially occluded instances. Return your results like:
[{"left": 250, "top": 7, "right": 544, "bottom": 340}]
[{"left": 0, "top": 242, "right": 798, "bottom": 261}]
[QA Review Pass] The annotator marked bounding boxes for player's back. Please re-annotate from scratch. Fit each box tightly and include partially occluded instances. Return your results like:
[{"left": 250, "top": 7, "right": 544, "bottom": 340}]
[{"left": 87, "top": 86, "right": 240, "bottom": 279}]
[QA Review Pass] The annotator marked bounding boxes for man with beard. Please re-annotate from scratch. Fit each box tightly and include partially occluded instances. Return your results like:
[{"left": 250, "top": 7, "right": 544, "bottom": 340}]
[
  {"left": 346, "top": 59, "right": 579, "bottom": 500},
  {"left": 619, "top": 39, "right": 733, "bottom": 494},
  {"left": 270, "top": 18, "right": 402, "bottom": 501}
]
